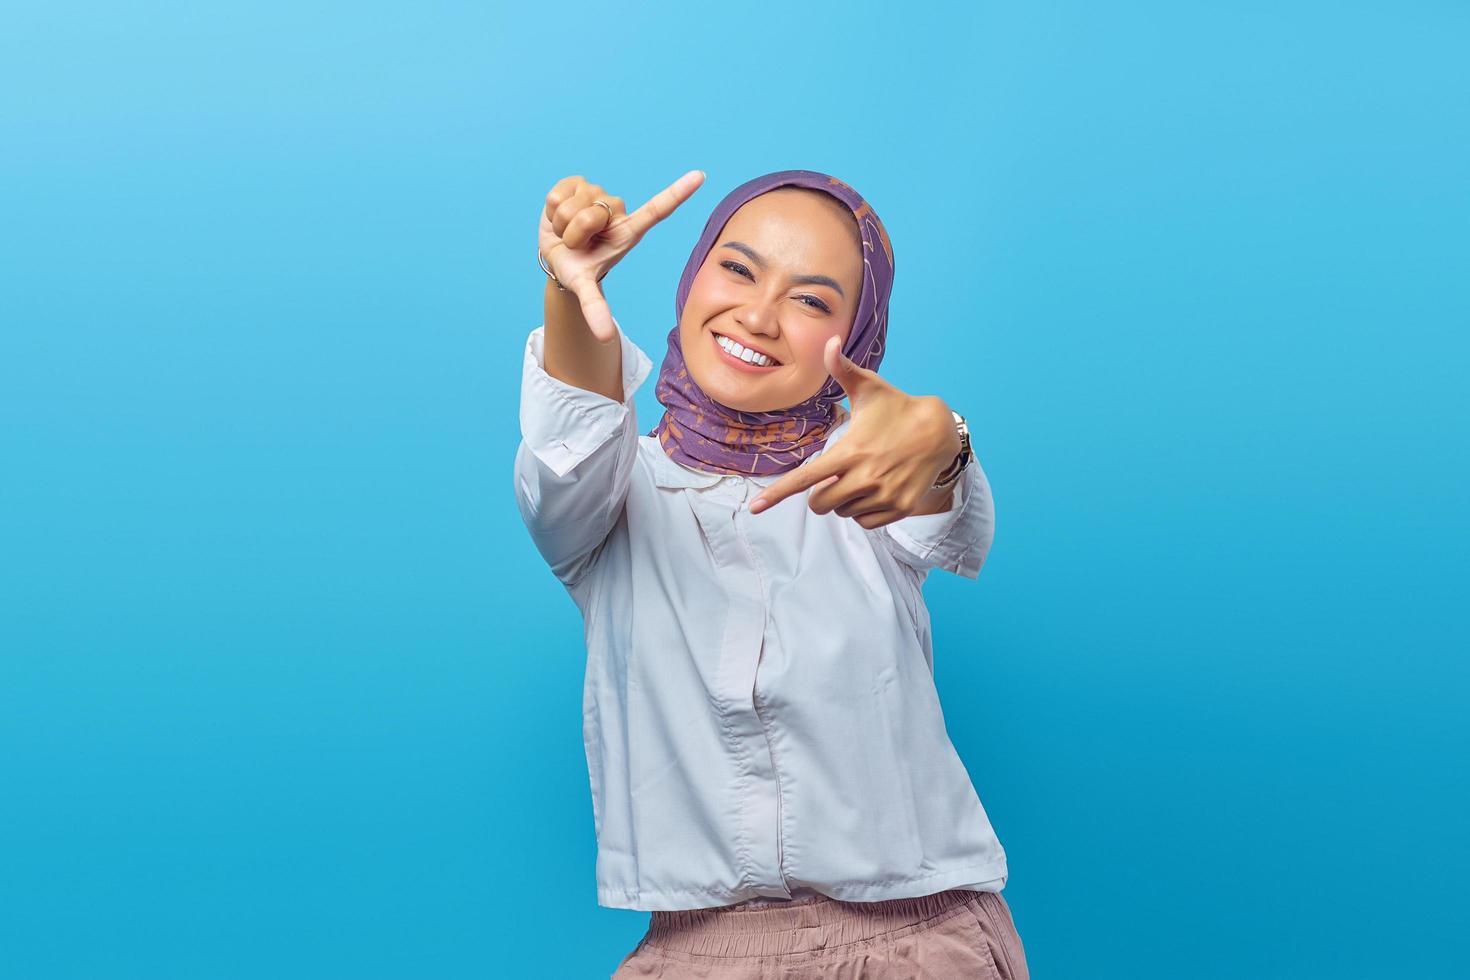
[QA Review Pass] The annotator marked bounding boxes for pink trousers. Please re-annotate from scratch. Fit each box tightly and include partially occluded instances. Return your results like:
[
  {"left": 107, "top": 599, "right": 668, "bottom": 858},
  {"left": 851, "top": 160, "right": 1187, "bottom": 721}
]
[{"left": 611, "top": 888, "right": 1029, "bottom": 979}]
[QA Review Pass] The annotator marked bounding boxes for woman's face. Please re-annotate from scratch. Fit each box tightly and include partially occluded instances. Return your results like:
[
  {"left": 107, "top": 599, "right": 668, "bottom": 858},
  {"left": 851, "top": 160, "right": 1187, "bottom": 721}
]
[{"left": 678, "top": 188, "right": 864, "bottom": 413}]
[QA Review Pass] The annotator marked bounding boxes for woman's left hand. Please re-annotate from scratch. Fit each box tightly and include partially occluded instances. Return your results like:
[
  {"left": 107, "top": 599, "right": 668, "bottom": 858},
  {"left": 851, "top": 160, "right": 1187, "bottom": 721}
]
[{"left": 748, "top": 337, "right": 963, "bottom": 529}]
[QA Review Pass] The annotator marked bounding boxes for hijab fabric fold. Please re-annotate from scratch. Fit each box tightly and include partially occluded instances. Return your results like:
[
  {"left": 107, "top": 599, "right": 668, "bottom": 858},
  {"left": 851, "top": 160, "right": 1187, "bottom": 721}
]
[{"left": 647, "top": 170, "right": 894, "bottom": 476}]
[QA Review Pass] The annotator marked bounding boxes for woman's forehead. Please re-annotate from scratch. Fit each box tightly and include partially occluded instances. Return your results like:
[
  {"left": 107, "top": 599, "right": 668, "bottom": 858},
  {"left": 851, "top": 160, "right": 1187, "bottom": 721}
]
[
  {"left": 728, "top": 187, "right": 848, "bottom": 226},
  {"left": 715, "top": 191, "right": 861, "bottom": 266}
]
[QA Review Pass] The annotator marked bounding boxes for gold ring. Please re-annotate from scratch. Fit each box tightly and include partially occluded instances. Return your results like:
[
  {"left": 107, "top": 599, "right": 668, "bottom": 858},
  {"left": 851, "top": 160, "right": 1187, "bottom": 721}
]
[{"left": 591, "top": 199, "right": 613, "bottom": 221}]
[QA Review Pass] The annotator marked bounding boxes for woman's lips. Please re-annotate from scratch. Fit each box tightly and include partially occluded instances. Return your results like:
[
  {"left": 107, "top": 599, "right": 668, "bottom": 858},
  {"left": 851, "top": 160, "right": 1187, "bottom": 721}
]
[{"left": 710, "top": 331, "right": 781, "bottom": 373}]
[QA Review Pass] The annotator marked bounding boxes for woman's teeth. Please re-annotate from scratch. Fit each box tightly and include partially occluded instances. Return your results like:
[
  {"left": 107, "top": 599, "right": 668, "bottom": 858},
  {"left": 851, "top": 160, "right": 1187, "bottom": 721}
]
[{"left": 716, "top": 334, "right": 777, "bottom": 367}]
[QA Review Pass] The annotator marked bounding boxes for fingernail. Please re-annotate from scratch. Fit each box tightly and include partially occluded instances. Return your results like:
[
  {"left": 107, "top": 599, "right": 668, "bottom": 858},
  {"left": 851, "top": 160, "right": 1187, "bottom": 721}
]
[{"left": 749, "top": 496, "right": 766, "bottom": 512}]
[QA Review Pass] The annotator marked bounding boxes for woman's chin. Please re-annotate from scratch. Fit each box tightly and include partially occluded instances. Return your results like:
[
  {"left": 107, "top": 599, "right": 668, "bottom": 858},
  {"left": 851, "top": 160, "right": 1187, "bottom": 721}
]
[
  {"left": 692, "top": 370, "right": 780, "bottom": 413},
  {"left": 710, "top": 388, "right": 775, "bottom": 413}
]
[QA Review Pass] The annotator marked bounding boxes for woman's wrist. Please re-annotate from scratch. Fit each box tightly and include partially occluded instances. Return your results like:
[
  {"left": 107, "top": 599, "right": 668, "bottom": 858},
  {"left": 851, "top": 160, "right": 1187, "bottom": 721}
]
[
  {"left": 912, "top": 482, "right": 958, "bottom": 516},
  {"left": 930, "top": 406, "right": 970, "bottom": 490},
  {"left": 543, "top": 278, "right": 623, "bottom": 402},
  {"left": 902, "top": 399, "right": 964, "bottom": 515}
]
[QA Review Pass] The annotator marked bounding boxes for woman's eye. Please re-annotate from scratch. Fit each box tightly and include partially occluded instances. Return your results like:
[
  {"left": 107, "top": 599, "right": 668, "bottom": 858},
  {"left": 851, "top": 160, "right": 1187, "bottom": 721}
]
[{"left": 721, "top": 259, "right": 829, "bottom": 313}]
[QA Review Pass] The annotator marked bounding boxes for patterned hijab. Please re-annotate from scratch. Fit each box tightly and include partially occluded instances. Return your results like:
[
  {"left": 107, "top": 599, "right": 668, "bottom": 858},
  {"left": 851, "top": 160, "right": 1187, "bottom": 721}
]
[{"left": 646, "top": 169, "right": 894, "bottom": 476}]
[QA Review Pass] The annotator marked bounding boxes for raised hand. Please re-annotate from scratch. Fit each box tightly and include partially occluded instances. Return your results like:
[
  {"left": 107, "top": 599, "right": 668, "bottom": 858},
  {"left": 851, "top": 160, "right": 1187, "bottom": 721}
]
[
  {"left": 538, "top": 170, "right": 705, "bottom": 342},
  {"left": 747, "top": 337, "right": 964, "bottom": 529}
]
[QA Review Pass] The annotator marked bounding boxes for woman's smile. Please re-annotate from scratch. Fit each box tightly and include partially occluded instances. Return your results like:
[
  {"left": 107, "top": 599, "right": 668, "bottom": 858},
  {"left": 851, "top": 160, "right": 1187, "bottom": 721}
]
[{"left": 710, "top": 329, "right": 783, "bottom": 372}]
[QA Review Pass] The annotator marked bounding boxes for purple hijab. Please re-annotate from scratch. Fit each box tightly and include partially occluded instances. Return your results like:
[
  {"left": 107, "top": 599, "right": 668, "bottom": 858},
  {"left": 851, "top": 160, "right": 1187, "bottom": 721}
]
[{"left": 646, "top": 170, "right": 894, "bottom": 476}]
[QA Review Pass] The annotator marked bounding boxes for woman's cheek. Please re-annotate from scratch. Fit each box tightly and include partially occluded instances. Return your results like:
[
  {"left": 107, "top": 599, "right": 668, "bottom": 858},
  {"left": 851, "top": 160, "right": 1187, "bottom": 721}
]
[
  {"left": 701, "top": 280, "right": 743, "bottom": 310},
  {"left": 790, "top": 330, "right": 834, "bottom": 374}
]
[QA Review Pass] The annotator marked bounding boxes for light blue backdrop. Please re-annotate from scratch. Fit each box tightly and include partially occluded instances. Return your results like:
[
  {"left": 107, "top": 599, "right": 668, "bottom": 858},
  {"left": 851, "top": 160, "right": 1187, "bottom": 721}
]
[{"left": 2, "top": 2, "right": 1465, "bottom": 978}]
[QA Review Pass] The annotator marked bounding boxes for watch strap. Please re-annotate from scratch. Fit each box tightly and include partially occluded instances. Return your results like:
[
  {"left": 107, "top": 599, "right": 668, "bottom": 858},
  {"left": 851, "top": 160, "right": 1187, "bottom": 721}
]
[{"left": 931, "top": 410, "right": 972, "bottom": 490}]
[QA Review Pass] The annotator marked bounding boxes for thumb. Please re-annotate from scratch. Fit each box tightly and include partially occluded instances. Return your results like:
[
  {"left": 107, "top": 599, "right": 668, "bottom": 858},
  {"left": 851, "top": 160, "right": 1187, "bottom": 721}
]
[
  {"left": 824, "top": 336, "right": 874, "bottom": 401},
  {"left": 571, "top": 276, "right": 617, "bottom": 343}
]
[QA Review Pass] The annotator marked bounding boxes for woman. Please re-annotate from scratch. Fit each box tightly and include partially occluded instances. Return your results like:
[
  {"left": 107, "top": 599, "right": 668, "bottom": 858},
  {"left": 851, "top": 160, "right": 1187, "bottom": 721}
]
[{"left": 515, "top": 168, "right": 1030, "bottom": 979}]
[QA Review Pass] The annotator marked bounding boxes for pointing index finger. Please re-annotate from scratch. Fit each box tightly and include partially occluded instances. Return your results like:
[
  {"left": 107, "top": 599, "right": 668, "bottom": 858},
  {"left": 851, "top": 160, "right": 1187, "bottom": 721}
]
[
  {"left": 624, "top": 170, "right": 705, "bottom": 238},
  {"left": 748, "top": 455, "right": 844, "bottom": 514}
]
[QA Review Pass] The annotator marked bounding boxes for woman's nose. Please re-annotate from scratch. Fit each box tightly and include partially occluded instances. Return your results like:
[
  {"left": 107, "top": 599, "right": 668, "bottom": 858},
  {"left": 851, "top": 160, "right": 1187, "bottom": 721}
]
[{"left": 734, "top": 299, "right": 780, "bottom": 338}]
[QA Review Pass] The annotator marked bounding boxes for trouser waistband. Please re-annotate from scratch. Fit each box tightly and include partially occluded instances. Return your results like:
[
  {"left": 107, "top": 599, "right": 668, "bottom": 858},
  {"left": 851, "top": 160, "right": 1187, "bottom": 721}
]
[{"left": 643, "top": 887, "right": 991, "bottom": 958}]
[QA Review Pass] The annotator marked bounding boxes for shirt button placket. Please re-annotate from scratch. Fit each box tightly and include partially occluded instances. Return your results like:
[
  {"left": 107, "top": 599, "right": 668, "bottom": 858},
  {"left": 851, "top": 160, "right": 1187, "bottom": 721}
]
[
  {"left": 691, "top": 482, "right": 790, "bottom": 898},
  {"left": 732, "top": 483, "right": 790, "bottom": 899}
]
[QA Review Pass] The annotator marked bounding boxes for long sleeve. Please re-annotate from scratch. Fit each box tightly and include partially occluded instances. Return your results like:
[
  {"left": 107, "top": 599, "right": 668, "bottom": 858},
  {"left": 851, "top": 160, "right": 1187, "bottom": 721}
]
[
  {"left": 819, "top": 413, "right": 996, "bottom": 581},
  {"left": 874, "top": 456, "right": 996, "bottom": 580},
  {"left": 512, "top": 318, "right": 653, "bottom": 590}
]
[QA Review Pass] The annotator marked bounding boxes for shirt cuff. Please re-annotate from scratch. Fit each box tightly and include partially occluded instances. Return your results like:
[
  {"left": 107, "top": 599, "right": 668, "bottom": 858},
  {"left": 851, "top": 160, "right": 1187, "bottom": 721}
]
[
  {"left": 881, "top": 460, "right": 995, "bottom": 579},
  {"left": 518, "top": 316, "right": 653, "bottom": 479}
]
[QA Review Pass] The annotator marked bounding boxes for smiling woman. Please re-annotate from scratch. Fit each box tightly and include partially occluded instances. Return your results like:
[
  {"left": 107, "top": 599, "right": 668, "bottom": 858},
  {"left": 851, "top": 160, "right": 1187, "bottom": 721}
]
[
  {"left": 517, "top": 169, "right": 1025, "bottom": 979},
  {"left": 677, "top": 188, "right": 865, "bottom": 413}
]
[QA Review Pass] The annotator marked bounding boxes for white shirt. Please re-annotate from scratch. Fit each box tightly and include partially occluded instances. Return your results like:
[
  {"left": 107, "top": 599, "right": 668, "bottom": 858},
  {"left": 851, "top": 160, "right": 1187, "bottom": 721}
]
[{"left": 513, "top": 320, "right": 1008, "bottom": 912}]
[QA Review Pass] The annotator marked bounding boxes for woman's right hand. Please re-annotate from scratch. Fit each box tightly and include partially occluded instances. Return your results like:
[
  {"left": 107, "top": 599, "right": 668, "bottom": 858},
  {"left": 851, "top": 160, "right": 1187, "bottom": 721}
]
[{"left": 538, "top": 170, "right": 705, "bottom": 342}]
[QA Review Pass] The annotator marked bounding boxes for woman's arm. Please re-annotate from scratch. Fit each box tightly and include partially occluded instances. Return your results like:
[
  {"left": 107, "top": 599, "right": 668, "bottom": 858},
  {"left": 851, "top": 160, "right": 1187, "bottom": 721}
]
[
  {"left": 782, "top": 408, "right": 996, "bottom": 581},
  {"left": 747, "top": 338, "right": 978, "bottom": 528},
  {"left": 542, "top": 276, "right": 622, "bottom": 403},
  {"left": 515, "top": 171, "right": 702, "bottom": 589},
  {"left": 536, "top": 168, "right": 702, "bottom": 402},
  {"left": 740, "top": 337, "right": 996, "bottom": 580},
  {"left": 513, "top": 314, "right": 651, "bottom": 590},
  {"left": 874, "top": 454, "right": 995, "bottom": 580}
]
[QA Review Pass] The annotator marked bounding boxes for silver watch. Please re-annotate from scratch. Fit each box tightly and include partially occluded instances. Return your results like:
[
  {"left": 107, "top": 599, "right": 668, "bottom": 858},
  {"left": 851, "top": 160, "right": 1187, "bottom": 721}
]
[{"left": 932, "top": 410, "right": 972, "bottom": 491}]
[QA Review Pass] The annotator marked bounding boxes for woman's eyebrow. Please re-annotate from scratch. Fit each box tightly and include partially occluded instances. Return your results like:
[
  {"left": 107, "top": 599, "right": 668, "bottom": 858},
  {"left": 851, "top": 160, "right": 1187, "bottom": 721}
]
[{"left": 719, "top": 241, "right": 846, "bottom": 299}]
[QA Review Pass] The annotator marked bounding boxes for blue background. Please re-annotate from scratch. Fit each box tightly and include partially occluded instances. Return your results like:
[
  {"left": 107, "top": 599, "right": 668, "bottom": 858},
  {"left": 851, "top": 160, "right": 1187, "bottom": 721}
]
[{"left": 2, "top": 2, "right": 1465, "bottom": 977}]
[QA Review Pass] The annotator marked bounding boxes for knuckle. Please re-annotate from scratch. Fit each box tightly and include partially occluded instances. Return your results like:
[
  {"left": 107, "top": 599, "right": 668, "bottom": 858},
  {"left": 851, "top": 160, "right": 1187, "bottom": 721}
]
[{"left": 913, "top": 394, "right": 943, "bottom": 420}]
